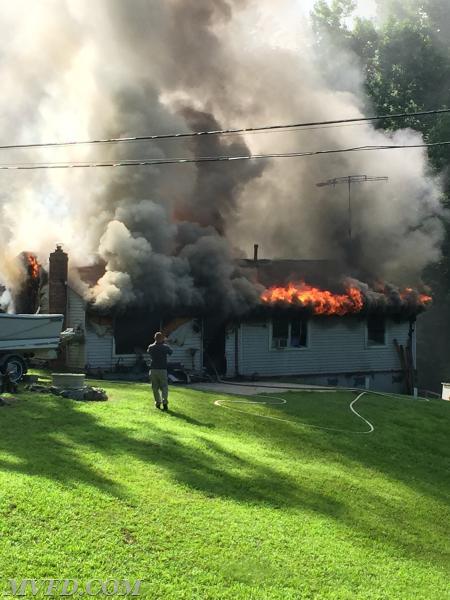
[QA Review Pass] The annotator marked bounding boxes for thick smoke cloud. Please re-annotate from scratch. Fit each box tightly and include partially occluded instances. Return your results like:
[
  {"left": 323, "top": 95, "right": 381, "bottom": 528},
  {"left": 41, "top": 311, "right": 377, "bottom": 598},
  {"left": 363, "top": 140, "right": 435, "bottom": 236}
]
[{"left": 0, "top": 0, "right": 445, "bottom": 314}]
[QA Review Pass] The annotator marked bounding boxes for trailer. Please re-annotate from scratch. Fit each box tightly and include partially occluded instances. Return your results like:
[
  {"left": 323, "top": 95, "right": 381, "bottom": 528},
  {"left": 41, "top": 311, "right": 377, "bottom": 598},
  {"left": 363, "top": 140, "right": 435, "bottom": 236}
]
[{"left": 0, "top": 313, "right": 64, "bottom": 381}]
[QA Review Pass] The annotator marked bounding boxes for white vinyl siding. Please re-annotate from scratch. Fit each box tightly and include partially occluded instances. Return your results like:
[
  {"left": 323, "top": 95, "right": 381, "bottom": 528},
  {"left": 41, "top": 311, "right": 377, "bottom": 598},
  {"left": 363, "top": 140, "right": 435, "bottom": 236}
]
[
  {"left": 65, "top": 288, "right": 86, "bottom": 370},
  {"left": 85, "top": 325, "right": 114, "bottom": 370},
  {"left": 230, "top": 317, "right": 410, "bottom": 377}
]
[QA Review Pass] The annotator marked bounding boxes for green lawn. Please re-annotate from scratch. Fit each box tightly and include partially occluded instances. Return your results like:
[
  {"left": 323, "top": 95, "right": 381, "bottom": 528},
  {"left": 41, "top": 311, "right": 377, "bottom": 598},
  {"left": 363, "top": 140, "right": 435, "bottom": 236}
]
[{"left": 0, "top": 378, "right": 449, "bottom": 599}]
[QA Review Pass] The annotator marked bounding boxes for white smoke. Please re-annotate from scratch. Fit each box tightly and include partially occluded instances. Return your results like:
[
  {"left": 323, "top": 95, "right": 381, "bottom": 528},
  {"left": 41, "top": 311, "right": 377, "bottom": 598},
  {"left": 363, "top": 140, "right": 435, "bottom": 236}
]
[
  {"left": 0, "top": 0, "right": 445, "bottom": 313},
  {"left": 0, "top": 289, "right": 13, "bottom": 313}
]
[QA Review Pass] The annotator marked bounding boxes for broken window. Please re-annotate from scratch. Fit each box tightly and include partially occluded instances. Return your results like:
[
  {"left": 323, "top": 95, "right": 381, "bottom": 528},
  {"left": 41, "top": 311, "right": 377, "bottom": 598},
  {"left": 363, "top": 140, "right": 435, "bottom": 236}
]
[
  {"left": 114, "top": 311, "right": 162, "bottom": 355},
  {"left": 271, "top": 319, "right": 308, "bottom": 349},
  {"left": 367, "top": 315, "right": 386, "bottom": 346}
]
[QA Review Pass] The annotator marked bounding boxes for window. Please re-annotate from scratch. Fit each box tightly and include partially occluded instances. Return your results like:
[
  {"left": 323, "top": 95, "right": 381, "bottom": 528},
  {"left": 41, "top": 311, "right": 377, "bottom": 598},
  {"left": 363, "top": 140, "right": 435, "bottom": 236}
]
[
  {"left": 271, "top": 319, "right": 308, "bottom": 349},
  {"left": 272, "top": 319, "right": 289, "bottom": 348},
  {"left": 367, "top": 315, "right": 386, "bottom": 346},
  {"left": 114, "top": 310, "right": 162, "bottom": 354},
  {"left": 290, "top": 320, "right": 308, "bottom": 347}
]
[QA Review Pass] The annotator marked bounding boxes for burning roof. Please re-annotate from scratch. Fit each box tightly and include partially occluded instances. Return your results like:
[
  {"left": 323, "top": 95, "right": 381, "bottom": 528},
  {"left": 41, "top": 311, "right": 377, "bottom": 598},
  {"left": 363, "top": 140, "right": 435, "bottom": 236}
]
[
  {"left": 259, "top": 280, "right": 431, "bottom": 318},
  {"left": 74, "top": 256, "right": 431, "bottom": 320},
  {"left": 261, "top": 282, "right": 364, "bottom": 315},
  {"left": 238, "top": 259, "right": 432, "bottom": 318}
]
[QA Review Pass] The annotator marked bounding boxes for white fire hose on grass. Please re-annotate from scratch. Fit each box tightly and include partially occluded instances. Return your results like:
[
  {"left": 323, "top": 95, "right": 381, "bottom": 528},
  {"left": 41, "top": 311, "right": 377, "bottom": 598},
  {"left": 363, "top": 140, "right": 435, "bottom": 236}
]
[{"left": 209, "top": 372, "right": 431, "bottom": 435}]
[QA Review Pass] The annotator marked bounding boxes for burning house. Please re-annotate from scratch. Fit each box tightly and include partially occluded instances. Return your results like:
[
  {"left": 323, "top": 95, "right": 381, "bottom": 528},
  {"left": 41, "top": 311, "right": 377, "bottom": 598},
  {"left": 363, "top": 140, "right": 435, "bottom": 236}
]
[
  {"left": 0, "top": 2, "right": 444, "bottom": 394},
  {"left": 36, "top": 245, "right": 431, "bottom": 394}
]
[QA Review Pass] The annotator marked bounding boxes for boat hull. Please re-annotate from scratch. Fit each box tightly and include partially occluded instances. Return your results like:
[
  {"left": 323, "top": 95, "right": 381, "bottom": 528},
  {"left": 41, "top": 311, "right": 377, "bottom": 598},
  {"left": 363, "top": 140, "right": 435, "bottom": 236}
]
[{"left": 0, "top": 314, "right": 64, "bottom": 352}]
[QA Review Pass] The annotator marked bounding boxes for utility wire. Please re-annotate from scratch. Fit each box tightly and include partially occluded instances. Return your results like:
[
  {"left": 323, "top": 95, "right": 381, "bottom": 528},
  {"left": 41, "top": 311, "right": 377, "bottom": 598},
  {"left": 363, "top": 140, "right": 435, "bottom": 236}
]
[
  {"left": 0, "top": 108, "right": 448, "bottom": 151},
  {"left": 0, "top": 140, "right": 449, "bottom": 170}
]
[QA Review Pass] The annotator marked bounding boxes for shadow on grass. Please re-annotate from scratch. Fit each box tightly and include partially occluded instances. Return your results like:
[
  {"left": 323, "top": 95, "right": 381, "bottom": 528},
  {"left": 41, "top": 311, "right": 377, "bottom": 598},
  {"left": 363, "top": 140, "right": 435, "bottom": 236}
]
[
  {"left": 0, "top": 392, "right": 343, "bottom": 516},
  {"left": 275, "top": 391, "right": 450, "bottom": 504},
  {"left": 202, "top": 389, "right": 450, "bottom": 564},
  {"left": 218, "top": 389, "right": 449, "bottom": 490},
  {"left": 0, "top": 396, "right": 126, "bottom": 498},
  {"left": 1, "top": 388, "right": 449, "bottom": 567},
  {"left": 166, "top": 409, "right": 215, "bottom": 428}
]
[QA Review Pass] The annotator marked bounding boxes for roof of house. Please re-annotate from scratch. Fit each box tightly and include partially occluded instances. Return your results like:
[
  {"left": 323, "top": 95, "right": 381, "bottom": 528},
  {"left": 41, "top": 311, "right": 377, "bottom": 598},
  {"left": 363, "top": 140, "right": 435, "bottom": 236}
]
[
  {"left": 74, "top": 258, "right": 424, "bottom": 320},
  {"left": 77, "top": 263, "right": 106, "bottom": 287},
  {"left": 239, "top": 259, "right": 342, "bottom": 288},
  {"left": 77, "top": 259, "right": 341, "bottom": 289}
]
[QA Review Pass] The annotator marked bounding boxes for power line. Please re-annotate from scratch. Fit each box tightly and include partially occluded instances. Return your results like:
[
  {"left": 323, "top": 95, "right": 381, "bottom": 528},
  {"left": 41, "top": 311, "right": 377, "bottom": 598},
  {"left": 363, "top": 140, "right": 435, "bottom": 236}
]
[
  {"left": 213, "top": 120, "right": 393, "bottom": 138},
  {"left": 0, "top": 140, "right": 448, "bottom": 170},
  {"left": 0, "top": 108, "right": 449, "bottom": 151}
]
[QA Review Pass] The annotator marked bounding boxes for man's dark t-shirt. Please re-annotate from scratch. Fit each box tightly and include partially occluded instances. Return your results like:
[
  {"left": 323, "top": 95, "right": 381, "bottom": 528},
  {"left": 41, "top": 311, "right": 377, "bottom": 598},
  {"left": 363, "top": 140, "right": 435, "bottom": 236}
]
[{"left": 147, "top": 342, "right": 173, "bottom": 370}]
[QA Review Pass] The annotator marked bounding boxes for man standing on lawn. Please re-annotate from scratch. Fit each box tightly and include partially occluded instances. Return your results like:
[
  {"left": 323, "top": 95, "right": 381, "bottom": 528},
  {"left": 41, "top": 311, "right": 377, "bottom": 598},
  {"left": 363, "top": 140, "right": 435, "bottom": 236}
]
[{"left": 147, "top": 331, "right": 173, "bottom": 411}]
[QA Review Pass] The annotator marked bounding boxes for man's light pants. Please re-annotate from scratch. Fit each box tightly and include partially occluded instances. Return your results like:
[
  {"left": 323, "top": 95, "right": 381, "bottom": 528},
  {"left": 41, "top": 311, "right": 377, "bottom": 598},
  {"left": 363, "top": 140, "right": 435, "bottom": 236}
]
[{"left": 151, "top": 369, "right": 169, "bottom": 405}]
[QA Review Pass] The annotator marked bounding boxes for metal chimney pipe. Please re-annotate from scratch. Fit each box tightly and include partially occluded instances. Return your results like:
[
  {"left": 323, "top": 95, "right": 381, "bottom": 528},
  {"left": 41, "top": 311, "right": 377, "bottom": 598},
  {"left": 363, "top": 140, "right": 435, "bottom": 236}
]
[{"left": 253, "top": 244, "right": 259, "bottom": 262}]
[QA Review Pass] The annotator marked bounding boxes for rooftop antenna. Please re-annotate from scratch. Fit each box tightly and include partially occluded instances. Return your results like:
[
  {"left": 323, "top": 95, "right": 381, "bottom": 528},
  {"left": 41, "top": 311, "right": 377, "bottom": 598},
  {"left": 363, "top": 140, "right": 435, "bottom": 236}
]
[{"left": 316, "top": 175, "right": 388, "bottom": 243}]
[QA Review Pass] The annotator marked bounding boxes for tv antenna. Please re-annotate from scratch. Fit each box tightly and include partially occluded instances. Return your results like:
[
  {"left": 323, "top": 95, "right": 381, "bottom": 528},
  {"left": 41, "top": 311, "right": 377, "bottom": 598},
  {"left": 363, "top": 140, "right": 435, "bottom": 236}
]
[{"left": 316, "top": 175, "right": 388, "bottom": 242}]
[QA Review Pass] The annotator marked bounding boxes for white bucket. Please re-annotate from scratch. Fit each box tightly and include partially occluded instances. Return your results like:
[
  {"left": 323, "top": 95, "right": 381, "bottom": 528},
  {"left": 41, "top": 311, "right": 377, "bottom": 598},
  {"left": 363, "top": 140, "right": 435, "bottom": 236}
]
[
  {"left": 52, "top": 373, "right": 85, "bottom": 389},
  {"left": 441, "top": 383, "right": 450, "bottom": 401}
]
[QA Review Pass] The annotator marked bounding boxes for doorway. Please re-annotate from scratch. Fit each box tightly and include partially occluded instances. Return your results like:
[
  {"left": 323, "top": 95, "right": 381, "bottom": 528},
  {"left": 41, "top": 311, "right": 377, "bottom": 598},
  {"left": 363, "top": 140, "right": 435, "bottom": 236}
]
[{"left": 202, "top": 317, "right": 227, "bottom": 376}]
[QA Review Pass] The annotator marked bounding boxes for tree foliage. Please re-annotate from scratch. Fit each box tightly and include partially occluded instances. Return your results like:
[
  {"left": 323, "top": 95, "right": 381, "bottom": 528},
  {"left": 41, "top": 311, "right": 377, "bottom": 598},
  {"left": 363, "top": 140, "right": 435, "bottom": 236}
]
[{"left": 312, "top": 1, "right": 450, "bottom": 131}]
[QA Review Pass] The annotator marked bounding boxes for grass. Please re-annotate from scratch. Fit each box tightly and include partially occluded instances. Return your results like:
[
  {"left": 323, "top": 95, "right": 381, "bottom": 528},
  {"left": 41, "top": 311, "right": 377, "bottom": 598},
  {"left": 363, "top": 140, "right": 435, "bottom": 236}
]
[{"left": 0, "top": 376, "right": 449, "bottom": 599}]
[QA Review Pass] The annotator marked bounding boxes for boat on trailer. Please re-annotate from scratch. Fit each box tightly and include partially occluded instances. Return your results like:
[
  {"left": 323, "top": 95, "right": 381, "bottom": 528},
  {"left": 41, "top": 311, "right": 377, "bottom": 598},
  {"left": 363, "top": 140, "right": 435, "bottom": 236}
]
[
  {"left": 0, "top": 313, "right": 64, "bottom": 381},
  {"left": 0, "top": 313, "right": 64, "bottom": 351}
]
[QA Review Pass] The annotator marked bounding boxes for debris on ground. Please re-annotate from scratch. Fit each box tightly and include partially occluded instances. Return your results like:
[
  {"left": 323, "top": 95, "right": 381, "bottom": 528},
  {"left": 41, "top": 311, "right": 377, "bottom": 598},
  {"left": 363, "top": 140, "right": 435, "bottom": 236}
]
[
  {"left": 25, "top": 384, "right": 108, "bottom": 401},
  {"left": 0, "top": 396, "right": 19, "bottom": 406},
  {"left": 22, "top": 374, "right": 39, "bottom": 384}
]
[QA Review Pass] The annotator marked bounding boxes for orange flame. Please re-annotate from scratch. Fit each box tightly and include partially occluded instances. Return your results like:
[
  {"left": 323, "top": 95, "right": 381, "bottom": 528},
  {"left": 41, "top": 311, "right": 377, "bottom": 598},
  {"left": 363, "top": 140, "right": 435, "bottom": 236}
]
[
  {"left": 261, "top": 282, "right": 364, "bottom": 316},
  {"left": 24, "top": 253, "right": 40, "bottom": 279},
  {"left": 419, "top": 294, "right": 432, "bottom": 305},
  {"left": 400, "top": 288, "right": 432, "bottom": 305},
  {"left": 261, "top": 281, "right": 433, "bottom": 315}
]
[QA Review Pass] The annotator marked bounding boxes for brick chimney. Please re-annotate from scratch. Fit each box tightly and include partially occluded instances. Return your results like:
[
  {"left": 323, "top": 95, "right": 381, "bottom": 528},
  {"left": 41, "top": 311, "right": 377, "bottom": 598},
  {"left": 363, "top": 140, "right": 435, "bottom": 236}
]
[{"left": 49, "top": 245, "right": 68, "bottom": 323}]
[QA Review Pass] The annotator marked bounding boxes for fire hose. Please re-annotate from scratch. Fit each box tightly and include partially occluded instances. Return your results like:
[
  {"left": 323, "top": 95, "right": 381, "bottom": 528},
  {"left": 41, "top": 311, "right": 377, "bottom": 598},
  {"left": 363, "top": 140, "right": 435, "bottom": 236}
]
[{"left": 204, "top": 351, "right": 430, "bottom": 435}]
